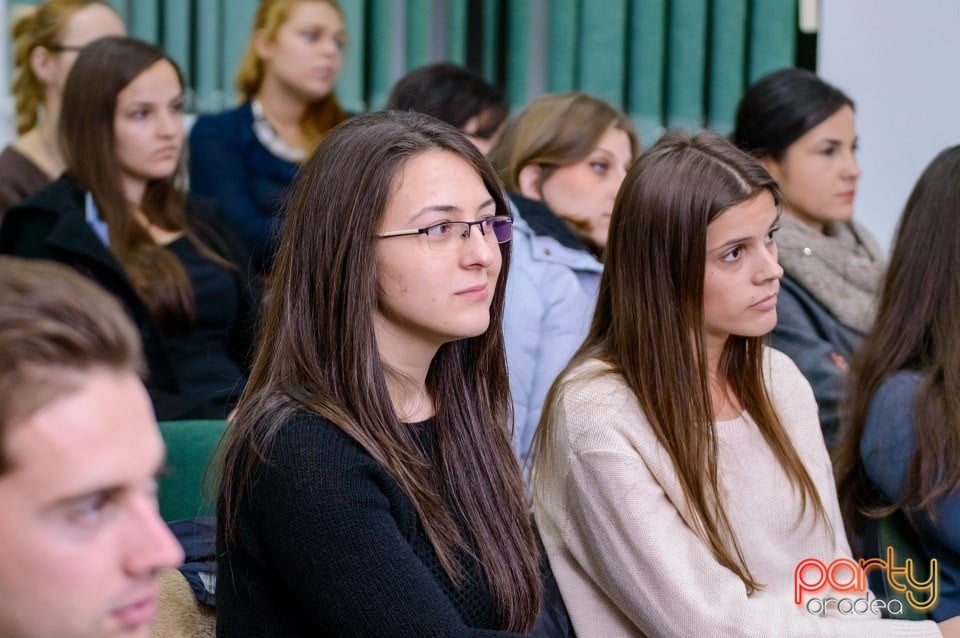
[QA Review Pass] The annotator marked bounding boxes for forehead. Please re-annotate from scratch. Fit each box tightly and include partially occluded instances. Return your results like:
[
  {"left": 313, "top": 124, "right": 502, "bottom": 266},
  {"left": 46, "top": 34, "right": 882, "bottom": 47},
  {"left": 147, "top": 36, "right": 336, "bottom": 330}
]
[
  {"left": 116, "top": 60, "right": 181, "bottom": 104},
  {"left": 706, "top": 190, "right": 777, "bottom": 244},
  {"left": 795, "top": 105, "right": 857, "bottom": 144},
  {"left": 382, "top": 149, "right": 491, "bottom": 221},
  {"left": 282, "top": 1, "right": 344, "bottom": 29},
  {"left": 0, "top": 370, "right": 162, "bottom": 506},
  {"left": 593, "top": 125, "right": 634, "bottom": 159},
  {"left": 60, "top": 4, "right": 126, "bottom": 44}
]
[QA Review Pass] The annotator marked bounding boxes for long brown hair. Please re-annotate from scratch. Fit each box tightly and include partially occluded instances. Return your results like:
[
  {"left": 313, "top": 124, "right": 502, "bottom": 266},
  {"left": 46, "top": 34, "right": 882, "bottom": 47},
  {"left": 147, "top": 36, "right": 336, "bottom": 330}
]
[
  {"left": 61, "top": 36, "right": 226, "bottom": 334},
  {"left": 216, "top": 111, "right": 541, "bottom": 630},
  {"left": 235, "top": 0, "right": 348, "bottom": 149},
  {"left": 532, "top": 130, "right": 827, "bottom": 593},
  {"left": 836, "top": 145, "right": 960, "bottom": 539}
]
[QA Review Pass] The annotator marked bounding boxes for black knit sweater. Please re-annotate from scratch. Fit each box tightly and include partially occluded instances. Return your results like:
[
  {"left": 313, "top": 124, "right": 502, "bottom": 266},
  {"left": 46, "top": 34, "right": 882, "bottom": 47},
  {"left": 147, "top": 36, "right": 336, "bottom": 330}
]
[{"left": 216, "top": 412, "right": 527, "bottom": 637}]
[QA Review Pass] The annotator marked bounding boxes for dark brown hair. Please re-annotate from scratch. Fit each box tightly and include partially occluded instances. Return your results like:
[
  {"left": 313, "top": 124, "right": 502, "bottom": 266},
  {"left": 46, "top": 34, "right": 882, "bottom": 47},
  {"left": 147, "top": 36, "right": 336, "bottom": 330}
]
[
  {"left": 61, "top": 36, "right": 226, "bottom": 335},
  {"left": 216, "top": 110, "right": 541, "bottom": 630},
  {"left": 532, "top": 130, "right": 827, "bottom": 593},
  {"left": 836, "top": 145, "right": 960, "bottom": 539},
  {"left": 0, "top": 256, "right": 144, "bottom": 474}
]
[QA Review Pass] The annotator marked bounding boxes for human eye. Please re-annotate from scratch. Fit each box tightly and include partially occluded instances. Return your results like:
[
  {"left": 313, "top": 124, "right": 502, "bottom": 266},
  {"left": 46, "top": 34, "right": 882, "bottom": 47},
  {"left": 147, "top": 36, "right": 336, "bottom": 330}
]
[
  {"left": 128, "top": 107, "right": 150, "bottom": 121},
  {"left": 424, "top": 221, "right": 455, "bottom": 237},
  {"left": 65, "top": 492, "right": 114, "bottom": 528},
  {"left": 170, "top": 99, "right": 184, "bottom": 114},
  {"left": 764, "top": 225, "right": 780, "bottom": 243},
  {"left": 300, "top": 28, "right": 321, "bottom": 43},
  {"left": 334, "top": 35, "right": 347, "bottom": 50},
  {"left": 589, "top": 159, "right": 610, "bottom": 175},
  {"left": 820, "top": 146, "right": 837, "bottom": 157},
  {"left": 721, "top": 246, "right": 743, "bottom": 262}
]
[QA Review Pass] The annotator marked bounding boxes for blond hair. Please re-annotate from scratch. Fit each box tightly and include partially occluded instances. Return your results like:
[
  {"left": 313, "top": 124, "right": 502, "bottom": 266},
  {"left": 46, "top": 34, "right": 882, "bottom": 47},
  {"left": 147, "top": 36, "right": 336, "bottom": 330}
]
[
  {"left": 234, "top": 0, "right": 347, "bottom": 149},
  {"left": 10, "top": 0, "right": 109, "bottom": 135},
  {"left": 488, "top": 92, "right": 640, "bottom": 194}
]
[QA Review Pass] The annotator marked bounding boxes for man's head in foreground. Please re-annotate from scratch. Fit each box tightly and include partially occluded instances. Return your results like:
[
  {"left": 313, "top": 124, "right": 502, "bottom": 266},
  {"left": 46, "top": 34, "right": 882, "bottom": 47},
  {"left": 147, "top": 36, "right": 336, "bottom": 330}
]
[{"left": 0, "top": 257, "right": 183, "bottom": 638}]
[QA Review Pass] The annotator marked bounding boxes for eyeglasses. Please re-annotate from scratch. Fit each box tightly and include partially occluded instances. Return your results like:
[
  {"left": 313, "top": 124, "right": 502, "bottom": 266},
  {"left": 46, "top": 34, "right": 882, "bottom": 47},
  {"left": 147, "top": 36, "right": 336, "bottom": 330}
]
[
  {"left": 375, "top": 215, "right": 512, "bottom": 251},
  {"left": 47, "top": 43, "right": 86, "bottom": 53}
]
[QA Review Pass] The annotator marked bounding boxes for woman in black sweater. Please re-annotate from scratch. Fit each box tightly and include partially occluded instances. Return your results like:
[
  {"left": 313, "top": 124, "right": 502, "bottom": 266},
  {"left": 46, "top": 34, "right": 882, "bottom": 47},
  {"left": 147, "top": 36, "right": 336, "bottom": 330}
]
[{"left": 214, "top": 111, "right": 543, "bottom": 636}]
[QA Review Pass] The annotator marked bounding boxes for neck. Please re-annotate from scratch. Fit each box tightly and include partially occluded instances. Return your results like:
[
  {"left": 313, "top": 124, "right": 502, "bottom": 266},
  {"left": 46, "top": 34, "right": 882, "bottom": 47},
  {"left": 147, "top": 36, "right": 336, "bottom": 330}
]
[
  {"left": 17, "top": 115, "right": 65, "bottom": 178},
  {"left": 704, "top": 335, "right": 740, "bottom": 420},
  {"left": 255, "top": 77, "right": 309, "bottom": 129},
  {"left": 374, "top": 320, "right": 438, "bottom": 422},
  {"left": 121, "top": 175, "right": 147, "bottom": 213},
  {"left": 784, "top": 207, "right": 826, "bottom": 234}
]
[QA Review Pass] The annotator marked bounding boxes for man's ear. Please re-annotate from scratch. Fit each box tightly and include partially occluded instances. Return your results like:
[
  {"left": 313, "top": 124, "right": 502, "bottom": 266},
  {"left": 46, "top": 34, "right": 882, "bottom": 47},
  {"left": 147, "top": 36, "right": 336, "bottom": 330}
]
[{"left": 517, "top": 164, "right": 543, "bottom": 201}]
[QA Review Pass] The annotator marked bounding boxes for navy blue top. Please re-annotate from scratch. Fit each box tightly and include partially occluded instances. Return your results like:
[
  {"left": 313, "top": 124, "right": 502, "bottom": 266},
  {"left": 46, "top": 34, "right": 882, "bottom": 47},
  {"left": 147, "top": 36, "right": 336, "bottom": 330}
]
[
  {"left": 189, "top": 101, "right": 299, "bottom": 274},
  {"left": 860, "top": 370, "right": 960, "bottom": 620},
  {"left": 770, "top": 275, "right": 862, "bottom": 449}
]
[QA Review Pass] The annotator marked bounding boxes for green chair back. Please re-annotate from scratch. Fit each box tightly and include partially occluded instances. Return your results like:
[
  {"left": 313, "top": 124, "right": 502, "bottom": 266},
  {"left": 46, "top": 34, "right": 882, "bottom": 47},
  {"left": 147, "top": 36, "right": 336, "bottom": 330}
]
[
  {"left": 157, "top": 419, "right": 228, "bottom": 522},
  {"left": 873, "top": 511, "right": 934, "bottom": 621}
]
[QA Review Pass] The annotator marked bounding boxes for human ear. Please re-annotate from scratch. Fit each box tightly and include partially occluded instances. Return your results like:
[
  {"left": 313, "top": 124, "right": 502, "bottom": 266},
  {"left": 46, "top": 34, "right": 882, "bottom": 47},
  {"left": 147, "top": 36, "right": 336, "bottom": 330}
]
[
  {"left": 517, "top": 164, "right": 543, "bottom": 201},
  {"left": 29, "top": 46, "right": 57, "bottom": 85},
  {"left": 760, "top": 154, "right": 784, "bottom": 183},
  {"left": 253, "top": 29, "right": 274, "bottom": 62}
]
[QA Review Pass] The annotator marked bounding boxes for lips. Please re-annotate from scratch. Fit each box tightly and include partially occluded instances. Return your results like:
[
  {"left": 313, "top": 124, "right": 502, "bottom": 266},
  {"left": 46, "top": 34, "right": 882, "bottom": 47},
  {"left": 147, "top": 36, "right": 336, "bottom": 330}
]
[
  {"left": 455, "top": 284, "right": 489, "bottom": 300},
  {"left": 750, "top": 293, "right": 778, "bottom": 311},
  {"left": 110, "top": 588, "right": 160, "bottom": 629}
]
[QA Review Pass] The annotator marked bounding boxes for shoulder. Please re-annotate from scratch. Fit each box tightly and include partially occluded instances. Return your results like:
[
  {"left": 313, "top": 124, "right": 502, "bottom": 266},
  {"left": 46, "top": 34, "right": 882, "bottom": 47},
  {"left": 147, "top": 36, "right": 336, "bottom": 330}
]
[
  {"left": 191, "top": 102, "right": 251, "bottom": 132},
  {"left": 762, "top": 347, "right": 816, "bottom": 403},
  {"left": 553, "top": 359, "right": 647, "bottom": 447},
  {"left": 864, "top": 371, "right": 922, "bottom": 433}
]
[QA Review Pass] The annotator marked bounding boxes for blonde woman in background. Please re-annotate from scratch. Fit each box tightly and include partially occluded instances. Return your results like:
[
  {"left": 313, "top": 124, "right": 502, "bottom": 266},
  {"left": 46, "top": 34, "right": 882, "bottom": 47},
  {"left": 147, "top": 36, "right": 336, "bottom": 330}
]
[
  {"left": 189, "top": 0, "right": 349, "bottom": 276},
  {"left": 487, "top": 93, "right": 638, "bottom": 460},
  {"left": 0, "top": 0, "right": 124, "bottom": 215}
]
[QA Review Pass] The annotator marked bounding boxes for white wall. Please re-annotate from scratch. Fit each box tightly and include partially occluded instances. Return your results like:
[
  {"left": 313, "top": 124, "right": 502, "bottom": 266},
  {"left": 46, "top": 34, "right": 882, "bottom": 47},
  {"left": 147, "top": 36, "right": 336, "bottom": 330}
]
[{"left": 819, "top": 0, "right": 960, "bottom": 252}]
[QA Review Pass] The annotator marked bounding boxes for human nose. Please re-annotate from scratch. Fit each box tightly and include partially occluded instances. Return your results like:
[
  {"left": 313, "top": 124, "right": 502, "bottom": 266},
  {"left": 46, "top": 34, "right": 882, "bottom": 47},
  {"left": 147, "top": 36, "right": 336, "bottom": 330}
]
[
  {"left": 842, "top": 148, "right": 861, "bottom": 181},
  {"left": 460, "top": 223, "right": 496, "bottom": 268},
  {"left": 157, "top": 110, "right": 181, "bottom": 138},
  {"left": 123, "top": 496, "right": 184, "bottom": 577},
  {"left": 755, "top": 242, "right": 783, "bottom": 284}
]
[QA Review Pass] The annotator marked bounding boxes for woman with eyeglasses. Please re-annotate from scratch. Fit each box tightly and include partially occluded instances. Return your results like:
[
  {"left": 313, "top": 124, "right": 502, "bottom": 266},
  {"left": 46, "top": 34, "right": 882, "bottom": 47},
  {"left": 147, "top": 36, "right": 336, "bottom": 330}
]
[
  {"left": 215, "top": 111, "right": 546, "bottom": 636},
  {"left": 0, "top": 0, "right": 125, "bottom": 216}
]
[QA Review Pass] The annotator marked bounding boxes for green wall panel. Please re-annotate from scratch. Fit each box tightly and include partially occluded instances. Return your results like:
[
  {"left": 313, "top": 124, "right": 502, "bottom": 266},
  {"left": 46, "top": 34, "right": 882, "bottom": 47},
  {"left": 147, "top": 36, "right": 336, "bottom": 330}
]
[
  {"left": 578, "top": 0, "right": 628, "bottom": 107},
  {"left": 708, "top": 0, "right": 749, "bottom": 133}
]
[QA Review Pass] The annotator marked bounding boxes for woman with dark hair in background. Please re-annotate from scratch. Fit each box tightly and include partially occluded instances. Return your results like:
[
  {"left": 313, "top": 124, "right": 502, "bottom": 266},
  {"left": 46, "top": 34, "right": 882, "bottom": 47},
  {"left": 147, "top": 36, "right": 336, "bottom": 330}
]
[
  {"left": 0, "top": 0, "right": 124, "bottom": 215},
  {"left": 531, "top": 130, "right": 952, "bottom": 637},
  {"left": 487, "top": 92, "right": 638, "bottom": 459},
  {"left": 386, "top": 62, "right": 508, "bottom": 155},
  {"left": 215, "top": 111, "right": 543, "bottom": 636},
  {"left": 0, "top": 36, "right": 257, "bottom": 421},
  {"left": 732, "top": 67, "right": 884, "bottom": 448},
  {"left": 836, "top": 145, "right": 960, "bottom": 621},
  {"left": 189, "top": 0, "right": 349, "bottom": 276}
]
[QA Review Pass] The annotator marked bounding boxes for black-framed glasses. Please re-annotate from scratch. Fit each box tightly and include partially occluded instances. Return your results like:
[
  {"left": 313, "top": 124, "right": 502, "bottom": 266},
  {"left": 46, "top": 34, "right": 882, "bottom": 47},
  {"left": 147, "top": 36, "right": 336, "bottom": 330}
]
[
  {"left": 375, "top": 215, "right": 512, "bottom": 251},
  {"left": 46, "top": 43, "right": 85, "bottom": 53}
]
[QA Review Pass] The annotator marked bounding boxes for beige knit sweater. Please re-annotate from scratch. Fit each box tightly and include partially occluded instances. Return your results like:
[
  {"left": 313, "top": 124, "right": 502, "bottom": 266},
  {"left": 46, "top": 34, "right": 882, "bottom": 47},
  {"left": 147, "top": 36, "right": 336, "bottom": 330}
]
[{"left": 532, "top": 348, "right": 940, "bottom": 637}]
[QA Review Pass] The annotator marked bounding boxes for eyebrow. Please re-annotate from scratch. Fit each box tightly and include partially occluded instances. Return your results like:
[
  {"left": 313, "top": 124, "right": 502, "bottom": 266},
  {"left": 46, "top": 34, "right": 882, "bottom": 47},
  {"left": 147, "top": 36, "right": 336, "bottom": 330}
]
[
  {"left": 708, "top": 211, "right": 782, "bottom": 253},
  {"left": 408, "top": 198, "right": 495, "bottom": 224}
]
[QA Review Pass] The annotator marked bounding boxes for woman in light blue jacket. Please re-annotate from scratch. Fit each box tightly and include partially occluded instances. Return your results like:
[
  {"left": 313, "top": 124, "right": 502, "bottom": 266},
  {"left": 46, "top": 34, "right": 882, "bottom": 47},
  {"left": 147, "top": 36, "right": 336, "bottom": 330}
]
[{"left": 488, "top": 93, "right": 638, "bottom": 461}]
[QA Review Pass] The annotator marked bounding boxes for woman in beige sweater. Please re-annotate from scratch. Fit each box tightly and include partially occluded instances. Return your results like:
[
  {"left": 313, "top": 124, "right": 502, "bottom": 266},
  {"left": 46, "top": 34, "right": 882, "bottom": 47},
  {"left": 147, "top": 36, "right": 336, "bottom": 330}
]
[{"left": 530, "top": 130, "right": 958, "bottom": 637}]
